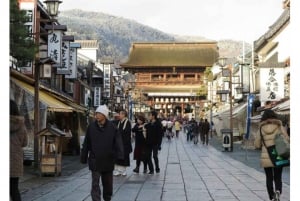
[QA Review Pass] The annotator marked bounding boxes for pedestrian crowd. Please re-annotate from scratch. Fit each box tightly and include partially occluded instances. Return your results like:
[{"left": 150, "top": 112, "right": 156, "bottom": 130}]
[
  {"left": 79, "top": 107, "right": 222, "bottom": 201},
  {"left": 10, "top": 102, "right": 289, "bottom": 201}
]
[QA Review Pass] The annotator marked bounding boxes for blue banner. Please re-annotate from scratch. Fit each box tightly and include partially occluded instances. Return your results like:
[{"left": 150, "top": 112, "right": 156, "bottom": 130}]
[{"left": 245, "top": 94, "right": 255, "bottom": 139}]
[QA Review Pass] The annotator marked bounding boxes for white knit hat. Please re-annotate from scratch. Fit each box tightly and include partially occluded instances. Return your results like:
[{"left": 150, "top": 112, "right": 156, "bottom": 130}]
[{"left": 95, "top": 105, "right": 109, "bottom": 118}]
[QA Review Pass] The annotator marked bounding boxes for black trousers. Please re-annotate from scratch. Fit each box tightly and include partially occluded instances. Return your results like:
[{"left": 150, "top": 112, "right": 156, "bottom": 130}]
[
  {"left": 146, "top": 144, "right": 159, "bottom": 172},
  {"left": 91, "top": 171, "right": 113, "bottom": 201},
  {"left": 10, "top": 177, "right": 21, "bottom": 201},
  {"left": 264, "top": 167, "right": 283, "bottom": 200}
]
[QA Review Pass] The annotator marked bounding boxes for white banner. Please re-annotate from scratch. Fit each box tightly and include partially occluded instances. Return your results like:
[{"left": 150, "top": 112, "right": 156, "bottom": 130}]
[{"left": 260, "top": 68, "right": 284, "bottom": 101}]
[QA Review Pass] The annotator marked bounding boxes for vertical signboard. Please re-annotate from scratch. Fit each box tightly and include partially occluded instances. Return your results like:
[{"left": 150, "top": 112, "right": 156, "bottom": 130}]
[
  {"left": 260, "top": 67, "right": 284, "bottom": 101},
  {"left": 48, "top": 30, "right": 63, "bottom": 65},
  {"left": 57, "top": 40, "right": 70, "bottom": 74},
  {"left": 103, "top": 64, "right": 111, "bottom": 98},
  {"left": 65, "top": 43, "right": 80, "bottom": 79},
  {"left": 242, "top": 65, "right": 250, "bottom": 93},
  {"left": 94, "top": 87, "right": 101, "bottom": 107}
]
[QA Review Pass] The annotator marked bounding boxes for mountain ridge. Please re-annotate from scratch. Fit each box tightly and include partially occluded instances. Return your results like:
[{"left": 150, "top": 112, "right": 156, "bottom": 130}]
[{"left": 58, "top": 9, "right": 251, "bottom": 64}]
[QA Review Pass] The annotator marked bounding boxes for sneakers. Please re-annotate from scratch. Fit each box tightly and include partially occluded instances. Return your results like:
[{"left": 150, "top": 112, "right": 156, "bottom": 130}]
[
  {"left": 113, "top": 170, "right": 121, "bottom": 176},
  {"left": 273, "top": 190, "right": 280, "bottom": 201},
  {"left": 155, "top": 168, "right": 160, "bottom": 173},
  {"left": 121, "top": 171, "right": 127, "bottom": 176}
]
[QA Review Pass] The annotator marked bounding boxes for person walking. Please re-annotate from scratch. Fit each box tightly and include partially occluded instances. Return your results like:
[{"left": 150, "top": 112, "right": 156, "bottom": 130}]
[
  {"left": 254, "top": 109, "right": 290, "bottom": 201},
  {"left": 144, "top": 111, "right": 163, "bottom": 174},
  {"left": 10, "top": 100, "right": 28, "bottom": 201},
  {"left": 202, "top": 119, "right": 210, "bottom": 145},
  {"left": 113, "top": 110, "right": 132, "bottom": 176},
  {"left": 132, "top": 114, "right": 148, "bottom": 173},
  {"left": 198, "top": 118, "right": 204, "bottom": 143},
  {"left": 80, "top": 105, "right": 124, "bottom": 201},
  {"left": 174, "top": 119, "right": 181, "bottom": 138},
  {"left": 193, "top": 121, "right": 200, "bottom": 144}
]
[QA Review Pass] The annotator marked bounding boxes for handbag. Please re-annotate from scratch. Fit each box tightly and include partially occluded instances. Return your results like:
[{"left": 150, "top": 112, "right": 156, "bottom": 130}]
[
  {"left": 260, "top": 127, "right": 290, "bottom": 167},
  {"left": 274, "top": 132, "right": 290, "bottom": 158}
]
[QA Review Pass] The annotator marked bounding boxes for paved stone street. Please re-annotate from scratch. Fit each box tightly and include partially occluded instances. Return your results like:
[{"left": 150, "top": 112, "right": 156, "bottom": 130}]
[{"left": 20, "top": 131, "right": 290, "bottom": 201}]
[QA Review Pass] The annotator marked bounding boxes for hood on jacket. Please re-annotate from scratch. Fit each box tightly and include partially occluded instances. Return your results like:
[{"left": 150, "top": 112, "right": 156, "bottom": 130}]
[
  {"left": 10, "top": 115, "right": 25, "bottom": 134},
  {"left": 260, "top": 118, "right": 282, "bottom": 135}
]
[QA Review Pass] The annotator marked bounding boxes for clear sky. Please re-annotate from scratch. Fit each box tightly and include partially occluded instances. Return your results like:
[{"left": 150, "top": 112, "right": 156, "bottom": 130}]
[{"left": 60, "top": 0, "right": 284, "bottom": 43}]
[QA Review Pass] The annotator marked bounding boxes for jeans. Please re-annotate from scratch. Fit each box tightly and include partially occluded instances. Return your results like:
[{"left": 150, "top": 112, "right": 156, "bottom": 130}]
[
  {"left": 264, "top": 167, "right": 283, "bottom": 200},
  {"left": 91, "top": 171, "right": 113, "bottom": 201}
]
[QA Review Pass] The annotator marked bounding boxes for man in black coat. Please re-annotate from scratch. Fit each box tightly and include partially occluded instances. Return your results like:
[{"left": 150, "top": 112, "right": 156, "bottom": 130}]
[
  {"left": 113, "top": 110, "right": 132, "bottom": 176},
  {"left": 81, "top": 105, "right": 124, "bottom": 201},
  {"left": 144, "top": 111, "right": 163, "bottom": 174}
]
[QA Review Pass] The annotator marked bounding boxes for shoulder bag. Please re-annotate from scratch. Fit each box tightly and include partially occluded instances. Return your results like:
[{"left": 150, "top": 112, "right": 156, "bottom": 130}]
[{"left": 274, "top": 132, "right": 290, "bottom": 158}]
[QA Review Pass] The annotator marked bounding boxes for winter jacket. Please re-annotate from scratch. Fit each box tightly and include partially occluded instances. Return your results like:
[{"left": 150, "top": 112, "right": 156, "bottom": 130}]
[
  {"left": 254, "top": 118, "right": 290, "bottom": 168},
  {"left": 10, "top": 115, "right": 28, "bottom": 177},
  {"left": 115, "top": 118, "right": 132, "bottom": 166},
  {"left": 80, "top": 119, "right": 124, "bottom": 172},
  {"left": 174, "top": 121, "right": 181, "bottom": 131},
  {"left": 145, "top": 119, "right": 163, "bottom": 147},
  {"left": 132, "top": 123, "right": 147, "bottom": 160}
]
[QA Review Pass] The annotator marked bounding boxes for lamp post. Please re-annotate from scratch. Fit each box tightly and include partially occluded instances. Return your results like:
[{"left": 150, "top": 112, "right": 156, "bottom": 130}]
[
  {"left": 217, "top": 57, "right": 233, "bottom": 151},
  {"left": 33, "top": 0, "right": 61, "bottom": 168}
]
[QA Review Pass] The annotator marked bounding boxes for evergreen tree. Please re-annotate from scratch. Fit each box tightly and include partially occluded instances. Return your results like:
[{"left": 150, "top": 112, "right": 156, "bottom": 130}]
[{"left": 10, "top": 0, "right": 36, "bottom": 67}]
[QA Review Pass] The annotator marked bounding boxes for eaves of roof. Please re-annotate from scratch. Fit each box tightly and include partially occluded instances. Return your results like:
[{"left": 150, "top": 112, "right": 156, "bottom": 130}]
[
  {"left": 120, "top": 42, "right": 219, "bottom": 67},
  {"left": 254, "top": 9, "right": 290, "bottom": 52}
]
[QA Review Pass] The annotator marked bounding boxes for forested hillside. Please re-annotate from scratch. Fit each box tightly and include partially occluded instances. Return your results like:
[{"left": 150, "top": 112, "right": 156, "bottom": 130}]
[{"left": 59, "top": 9, "right": 251, "bottom": 64}]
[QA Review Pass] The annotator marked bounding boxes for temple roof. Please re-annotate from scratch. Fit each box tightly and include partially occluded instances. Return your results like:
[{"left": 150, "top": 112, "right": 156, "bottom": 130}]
[{"left": 120, "top": 42, "right": 219, "bottom": 68}]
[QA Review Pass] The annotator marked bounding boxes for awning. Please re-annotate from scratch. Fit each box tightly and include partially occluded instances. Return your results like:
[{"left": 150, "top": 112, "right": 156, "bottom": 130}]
[
  {"left": 273, "top": 99, "right": 290, "bottom": 115},
  {"left": 49, "top": 93, "right": 88, "bottom": 113},
  {"left": 11, "top": 78, "right": 73, "bottom": 113},
  {"left": 213, "top": 103, "right": 247, "bottom": 118}
]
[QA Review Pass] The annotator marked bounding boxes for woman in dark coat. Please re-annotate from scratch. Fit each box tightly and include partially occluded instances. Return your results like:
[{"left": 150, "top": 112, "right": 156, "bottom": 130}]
[{"left": 132, "top": 114, "right": 147, "bottom": 173}]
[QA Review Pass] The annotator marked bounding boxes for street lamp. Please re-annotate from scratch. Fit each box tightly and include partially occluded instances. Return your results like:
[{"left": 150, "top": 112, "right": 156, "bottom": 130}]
[
  {"left": 43, "top": 0, "right": 62, "bottom": 17},
  {"left": 216, "top": 57, "right": 234, "bottom": 151},
  {"left": 33, "top": 0, "right": 62, "bottom": 168}
]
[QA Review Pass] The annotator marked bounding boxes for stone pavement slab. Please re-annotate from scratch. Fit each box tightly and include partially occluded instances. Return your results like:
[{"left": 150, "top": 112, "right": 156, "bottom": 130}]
[{"left": 20, "top": 131, "right": 290, "bottom": 201}]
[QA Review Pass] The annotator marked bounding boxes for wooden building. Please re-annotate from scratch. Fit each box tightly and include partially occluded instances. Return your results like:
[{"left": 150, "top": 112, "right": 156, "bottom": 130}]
[{"left": 120, "top": 42, "right": 219, "bottom": 118}]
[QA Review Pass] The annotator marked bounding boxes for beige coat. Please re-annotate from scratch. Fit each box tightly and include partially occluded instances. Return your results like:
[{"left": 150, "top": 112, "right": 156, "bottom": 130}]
[
  {"left": 10, "top": 115, "right": 28, "bottom": 177},
  {"left": 254, "top": 119, "right": 289, "bottom": 168}
]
